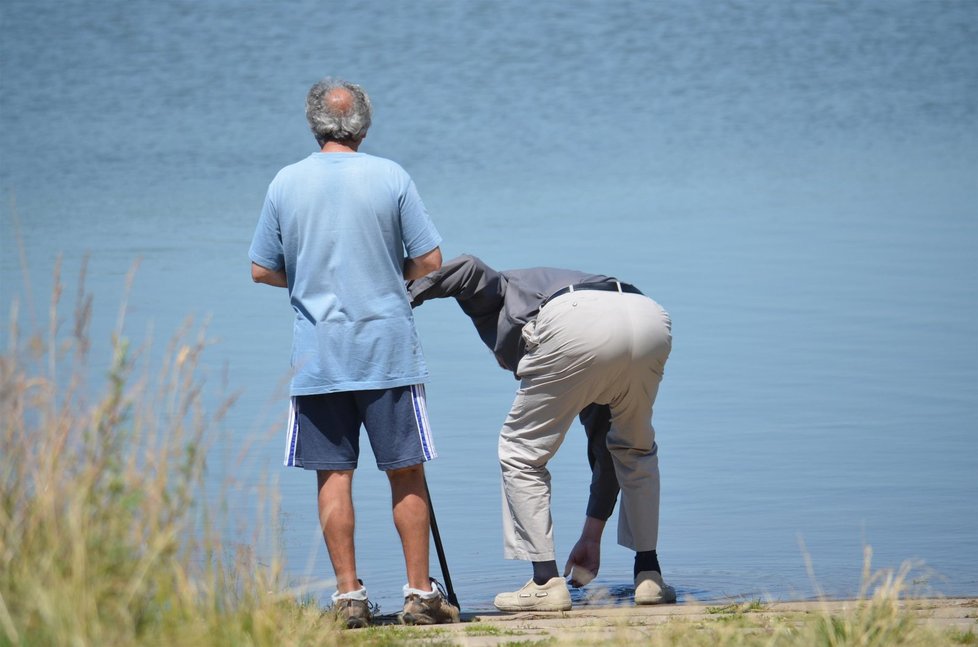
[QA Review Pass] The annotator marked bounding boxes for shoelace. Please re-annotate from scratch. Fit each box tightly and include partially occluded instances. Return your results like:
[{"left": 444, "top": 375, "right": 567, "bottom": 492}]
[{"left": 429, "top": 577, "right": 449, "bottom": 600}]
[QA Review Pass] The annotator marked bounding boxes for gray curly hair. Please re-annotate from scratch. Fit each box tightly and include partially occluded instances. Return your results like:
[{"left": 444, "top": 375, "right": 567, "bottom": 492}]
[{"left": 305, "top": 78, "right": 373, "bottom": 146}]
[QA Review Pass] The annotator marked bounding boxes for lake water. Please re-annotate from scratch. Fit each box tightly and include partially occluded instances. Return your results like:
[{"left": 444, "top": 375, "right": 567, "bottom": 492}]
[{"left": 2, "top": 0, "right": 976, "bottom": 614}]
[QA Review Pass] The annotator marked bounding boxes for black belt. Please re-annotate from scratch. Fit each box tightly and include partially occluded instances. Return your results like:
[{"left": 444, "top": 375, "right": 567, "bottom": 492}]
[{"left": 541, "top": 281, "right": 643, "bottom": 309}]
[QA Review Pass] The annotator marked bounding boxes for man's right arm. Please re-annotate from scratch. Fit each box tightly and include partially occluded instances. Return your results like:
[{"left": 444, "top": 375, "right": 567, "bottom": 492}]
[
  {"left": 251, "top": 262, "right": 288, "bottom": 288},
  {"left": 406, "top": 254, "right": 501, "bottom": 307},
  {"left": 249, "top": 186, "right": 286, "bottom": 288}
]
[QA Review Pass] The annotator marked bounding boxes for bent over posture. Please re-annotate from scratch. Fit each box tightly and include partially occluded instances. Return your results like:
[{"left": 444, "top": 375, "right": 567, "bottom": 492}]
[
  {"left": 249, "top": 78, "right": 457, "bottom": 628},
  {"left": 409, "top": 254, "right": 676, "bottom": 610}
]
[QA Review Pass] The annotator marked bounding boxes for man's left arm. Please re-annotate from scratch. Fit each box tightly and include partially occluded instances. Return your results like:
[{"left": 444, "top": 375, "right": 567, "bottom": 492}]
[
  {"left": 403, "top": 246, "right": 442, "bottom": 280},
  {"left": 406, "top": 254, "right": 505, "bottom": 308},
  {"left": 581, "top": 404, "right": 621, "bottom": 521},
  {"left": 564, "top": 404, "right": 621, "bottom": 586}
]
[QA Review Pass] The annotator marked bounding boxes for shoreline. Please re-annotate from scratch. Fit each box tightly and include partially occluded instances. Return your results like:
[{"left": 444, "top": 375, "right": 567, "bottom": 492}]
[{"left": 367, "top": 597, "right": 978, "bottom": 645}]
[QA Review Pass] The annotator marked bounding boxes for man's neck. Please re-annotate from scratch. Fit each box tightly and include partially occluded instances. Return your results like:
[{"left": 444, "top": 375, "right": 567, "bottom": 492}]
[{"left": 320, "top": 140, "right": 360, "bottom": 153}]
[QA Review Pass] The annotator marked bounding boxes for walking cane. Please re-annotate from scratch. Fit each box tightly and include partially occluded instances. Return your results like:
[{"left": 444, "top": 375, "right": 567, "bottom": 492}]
[{"left": 424, "top": 475, "right": 460, "bottom": 609}]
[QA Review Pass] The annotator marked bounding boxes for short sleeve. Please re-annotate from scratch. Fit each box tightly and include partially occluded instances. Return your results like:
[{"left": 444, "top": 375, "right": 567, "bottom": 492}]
[{"left": 398, "top": 178, "right": 442, "bottom": 258}]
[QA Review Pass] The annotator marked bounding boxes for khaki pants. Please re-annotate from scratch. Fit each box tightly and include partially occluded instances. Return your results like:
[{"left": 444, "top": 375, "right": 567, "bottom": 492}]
[{"left": 499, "top": 290, "right": 672, "bottom": 561}]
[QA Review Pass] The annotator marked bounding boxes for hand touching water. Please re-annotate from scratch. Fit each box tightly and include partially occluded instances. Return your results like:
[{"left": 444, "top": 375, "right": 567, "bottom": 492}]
[{"left": 563, "top": 517, "right": 607, "bottom": 587}]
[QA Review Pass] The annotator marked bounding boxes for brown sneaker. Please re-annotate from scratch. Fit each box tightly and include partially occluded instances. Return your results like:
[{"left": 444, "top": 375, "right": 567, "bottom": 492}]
[
  {"left": 334, "top": 597, "right": 371, "bottom": 629},
  {"left": 330, "top": 582, "right": 372, "bottom": 629},
  {"left": 400, "top": 579, "right": 460, "bottom": 625}
]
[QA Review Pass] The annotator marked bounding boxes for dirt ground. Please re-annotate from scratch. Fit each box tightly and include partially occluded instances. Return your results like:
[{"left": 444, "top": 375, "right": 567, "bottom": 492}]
[{"left": 373, "top": 597, "right": 978, "bottom": 646}]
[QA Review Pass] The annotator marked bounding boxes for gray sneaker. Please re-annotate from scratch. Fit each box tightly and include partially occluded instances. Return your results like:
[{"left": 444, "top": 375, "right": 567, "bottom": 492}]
[
  {"left": 634, "top": 570, "right": 677, "bottom": 605},
  {"left": 400, "top": 579, "right": 460, "bottom": 625},
  {"left": 493, "top": 577, "right": 572, "bottom": 612}
]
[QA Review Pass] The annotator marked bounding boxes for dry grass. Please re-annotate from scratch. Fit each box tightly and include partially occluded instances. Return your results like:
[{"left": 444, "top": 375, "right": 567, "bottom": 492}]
[{"left": 0, "top": 259, "right": 340, "bottom": 646}]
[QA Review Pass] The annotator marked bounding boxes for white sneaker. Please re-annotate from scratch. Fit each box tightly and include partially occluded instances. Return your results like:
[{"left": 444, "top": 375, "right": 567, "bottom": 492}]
[
  {"left": 493, "top": 577, "right": 572, "bottom": 612},
  {"left": 634, "top": 570, "right": 677, "bottom": 605}
]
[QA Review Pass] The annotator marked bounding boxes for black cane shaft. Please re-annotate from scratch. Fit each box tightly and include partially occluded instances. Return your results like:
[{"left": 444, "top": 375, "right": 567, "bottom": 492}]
[{"left": 425, "top": 476, "right": 460, "bottom": 610}]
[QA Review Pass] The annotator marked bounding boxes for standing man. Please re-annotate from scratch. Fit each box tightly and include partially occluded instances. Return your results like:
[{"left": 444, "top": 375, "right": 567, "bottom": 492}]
[
  {"left": 408, "top": 254, "right": 677, "bottom": 611},
  {"left": 249, "top": 78, "right": 458, "bottom": 628}
]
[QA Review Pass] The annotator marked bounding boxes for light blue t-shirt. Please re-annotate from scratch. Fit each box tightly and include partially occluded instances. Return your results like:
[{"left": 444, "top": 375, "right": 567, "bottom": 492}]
[{"left": 249, "top": 152, "right": 442, "bottom": 395}]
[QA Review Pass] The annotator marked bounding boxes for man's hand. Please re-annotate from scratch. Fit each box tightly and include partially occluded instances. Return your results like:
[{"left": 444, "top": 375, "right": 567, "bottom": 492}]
[{"left": 563, "top": 516, "right": 607, "bottom": 587}]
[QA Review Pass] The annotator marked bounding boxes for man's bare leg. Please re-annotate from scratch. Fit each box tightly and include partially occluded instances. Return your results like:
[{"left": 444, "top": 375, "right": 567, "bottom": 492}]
[
  {"left": 317, "top": 469, "right": 360, "bottom": 593},
  {"left": 387, "top": 463, "right": 431, "bottom": 590}
]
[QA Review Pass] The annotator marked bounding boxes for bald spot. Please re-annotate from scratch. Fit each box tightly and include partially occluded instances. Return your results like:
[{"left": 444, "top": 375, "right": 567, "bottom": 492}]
[{"left": 325, "top": 87, "right": 354, "bottom": 115}]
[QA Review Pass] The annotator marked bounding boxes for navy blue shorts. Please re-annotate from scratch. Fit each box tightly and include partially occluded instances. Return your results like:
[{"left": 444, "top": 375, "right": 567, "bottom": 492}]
[{"left": 283, "top": 384, "right": 437, "bottom": 471}]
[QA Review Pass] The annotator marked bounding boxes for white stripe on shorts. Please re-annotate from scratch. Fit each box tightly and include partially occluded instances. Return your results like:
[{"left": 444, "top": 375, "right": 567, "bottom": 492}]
[
  {"left": 283, "top": 396, "right": 299, "bottom": 467},
  {"left": 410, "top": 384, "right": 437, "bottom": 461}
]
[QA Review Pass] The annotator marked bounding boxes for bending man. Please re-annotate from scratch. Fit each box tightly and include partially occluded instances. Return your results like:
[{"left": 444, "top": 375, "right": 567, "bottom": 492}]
[{"left": 409, "top": 254, "right": 676, "bottom": 611}]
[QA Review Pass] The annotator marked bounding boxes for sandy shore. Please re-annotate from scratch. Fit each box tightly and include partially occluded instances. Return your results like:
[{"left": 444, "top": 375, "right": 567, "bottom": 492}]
[{"left": 372, "top": 598, "right": 978, "bottom": 645}]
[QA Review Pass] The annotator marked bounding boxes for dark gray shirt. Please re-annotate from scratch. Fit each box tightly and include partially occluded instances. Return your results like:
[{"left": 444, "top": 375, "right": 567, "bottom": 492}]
[{"left": 407, "top": 254, "right": 624, "bottom": 521}]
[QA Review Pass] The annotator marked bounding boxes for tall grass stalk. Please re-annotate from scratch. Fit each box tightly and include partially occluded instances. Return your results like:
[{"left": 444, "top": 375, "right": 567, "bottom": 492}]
[{"left": 0, "top": 259, "right": 338, "bottom": 646}]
